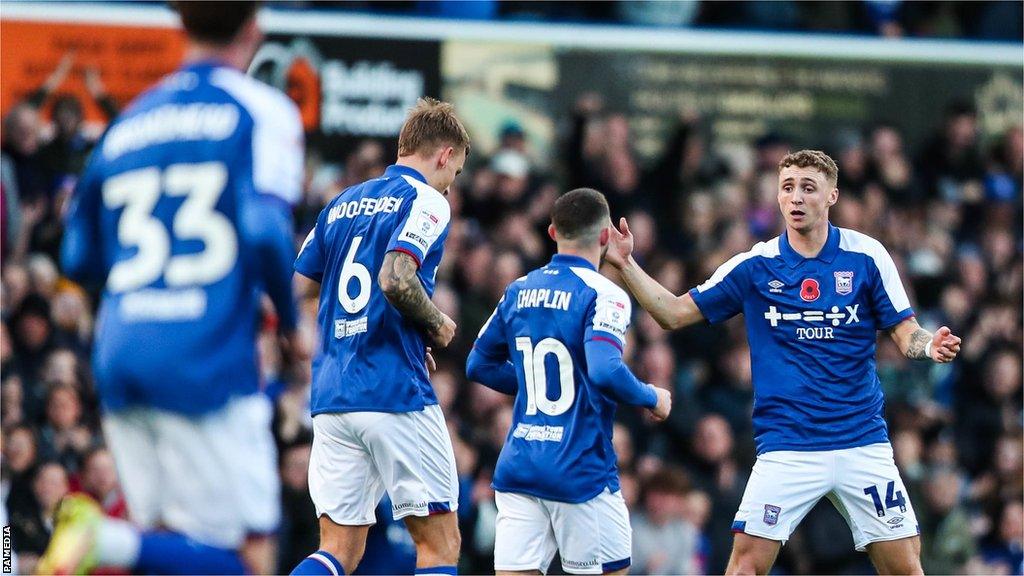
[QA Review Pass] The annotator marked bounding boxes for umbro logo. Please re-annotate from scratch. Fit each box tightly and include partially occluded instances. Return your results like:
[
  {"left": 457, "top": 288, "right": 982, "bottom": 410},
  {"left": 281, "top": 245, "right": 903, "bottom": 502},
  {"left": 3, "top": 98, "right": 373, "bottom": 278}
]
[{"left": 768, "top": 279, "right": 784, "bottom": 293}]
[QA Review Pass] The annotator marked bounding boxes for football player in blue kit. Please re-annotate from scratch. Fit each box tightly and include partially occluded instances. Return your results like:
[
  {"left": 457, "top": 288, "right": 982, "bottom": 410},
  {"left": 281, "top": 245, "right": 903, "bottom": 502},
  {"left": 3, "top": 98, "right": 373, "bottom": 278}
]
[
  {"left": 291, "top": 98, "right": 469, "bottom": 576},
  {"left": 41, "top": 2, "right": 305, "bottom": 574},
  {"left": 467, "top": 188, "right": 672, "bottom": 575},
  {"left": 604, "top": 150, "right": 962, "bottom": 575}
]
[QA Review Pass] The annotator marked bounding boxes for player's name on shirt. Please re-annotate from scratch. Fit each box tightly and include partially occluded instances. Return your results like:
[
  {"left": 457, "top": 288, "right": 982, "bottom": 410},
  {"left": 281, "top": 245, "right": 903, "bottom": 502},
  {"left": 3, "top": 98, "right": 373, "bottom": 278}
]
[
  {"left": 103, "top": 103, "right": 240, "bottom": 161},
  {"left": 327, "top": 195, "right": 404, "bottom": 224},
  {"left": 516, "top": 288, "right": 572, "bottom": 311}
]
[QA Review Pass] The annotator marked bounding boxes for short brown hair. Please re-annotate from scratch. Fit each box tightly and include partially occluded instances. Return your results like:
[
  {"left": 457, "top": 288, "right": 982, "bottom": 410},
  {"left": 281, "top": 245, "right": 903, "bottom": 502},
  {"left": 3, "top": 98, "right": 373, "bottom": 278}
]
[
  {"left": 551, "top": 188, "right": 610, "bottom": 243},
  {"left": 644, "top": 467, "right": 691, "bottom": 496},
  {"left": 397, "top": 98, "right": 470, "bottom": 158},
  {"left": 173, "top": 2, "right": 258, "bottom": 45},
  {"left": 778, "top": 149, "right": 839, "bottom": 184}
]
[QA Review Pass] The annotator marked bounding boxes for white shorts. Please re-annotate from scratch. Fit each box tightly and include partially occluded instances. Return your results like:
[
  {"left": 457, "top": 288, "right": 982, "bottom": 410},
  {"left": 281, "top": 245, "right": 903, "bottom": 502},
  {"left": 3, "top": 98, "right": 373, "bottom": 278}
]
[
  {"left": 494, "top": 488, "right": 632, "bottom": 575},
  {"left": 733, "top": 442, "right": 919, "bottom": 551},
  {"left": 102, "top": 394, "right": 280, "bottom": 549},
  {"left": 309, "top": 404, "right": 458, "bottom": 525}
]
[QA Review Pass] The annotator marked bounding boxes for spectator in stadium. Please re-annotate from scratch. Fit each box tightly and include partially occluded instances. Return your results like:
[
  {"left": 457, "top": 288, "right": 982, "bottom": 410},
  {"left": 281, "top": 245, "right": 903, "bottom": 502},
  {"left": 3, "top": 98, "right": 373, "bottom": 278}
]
[
  {"left": 631, "top": 467, "right": 701, "bottom": 574},
  {"left": 918, "top": 101, "right": 986, "bottom": 203},
  {"left": 38, "top": 383, "right": 95, "bottom": 474},
  {"left": 918, "top": 467, "right": 975, "bottom": 574},
  {"left": 684, "top": 413, "right": 747, "bottom": 573},
  {"left": 8, "top": 461, "right": 69, "bottom": 573},
  {"left": 278, "top": 442, "right": 319, "bottom": 574},
  {"left": 980, "top": 500, "right": 1024, "bottom": 574},
  {"left": 73, "top": 447, "right": 125, "bottom": 517}
]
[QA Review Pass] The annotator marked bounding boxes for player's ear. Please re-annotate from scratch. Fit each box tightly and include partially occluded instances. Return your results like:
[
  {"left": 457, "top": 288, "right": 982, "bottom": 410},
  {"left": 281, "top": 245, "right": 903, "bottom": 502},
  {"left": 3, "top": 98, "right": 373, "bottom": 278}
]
[
  {"left": 548, "top": 224, "right": 557, "bottom": 242},
  {"left": 828, "top": 186, "right": 839, "bottom": 207},
  {"left": 599, "top": 226, "right": 610, "bottom": 246},
  {"left": 438, "top": 146, "right": 454, "bottom": 169}
]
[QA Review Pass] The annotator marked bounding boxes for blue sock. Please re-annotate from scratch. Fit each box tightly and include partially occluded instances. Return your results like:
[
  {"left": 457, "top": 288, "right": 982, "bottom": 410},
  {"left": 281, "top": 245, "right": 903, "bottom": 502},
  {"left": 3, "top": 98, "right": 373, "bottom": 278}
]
[
  {"left": 291, "top": 550, "right": 345, "bottom": 575},
  {"left": 415, "top": 566, "right": 457, "bottom": 576},
  {"left": 135, "top": 532, "right": 245, "bottom": 574}
]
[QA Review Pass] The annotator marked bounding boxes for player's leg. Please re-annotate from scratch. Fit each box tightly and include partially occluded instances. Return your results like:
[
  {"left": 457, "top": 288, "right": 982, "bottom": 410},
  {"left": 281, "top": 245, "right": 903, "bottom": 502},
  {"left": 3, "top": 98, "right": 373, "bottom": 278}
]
[
  {"left": 830, "top": 442, "right": 923, "bottom": 575},
  {"left": 202, "top": 393, "right": 281, "bottom": 574},
  {"left": 404, "top": 512, "right": 461, "bottom": 572},
  {"left": 865, "top": 536, "right": 923, "bottom": 575},
  {"left": 725, "top": 533, "right": 781, "bottom": 575},
  {"left": 370, "top": 405, "right": 461, "bottom": 573},
  {"left": 549, "top": 488, "right": 632, "bottom": 575},
  {"left": 295, "top": 412, "right": 384, "bottom": 574},
  {"left": 493, "top": 491, "right": 558, "bottom": 575},
  {"left": 40, "top": 406, "right": 251, "bottom": 575},
  {"left": 726, "top": 450, "right": 832, "bottom": 575}
]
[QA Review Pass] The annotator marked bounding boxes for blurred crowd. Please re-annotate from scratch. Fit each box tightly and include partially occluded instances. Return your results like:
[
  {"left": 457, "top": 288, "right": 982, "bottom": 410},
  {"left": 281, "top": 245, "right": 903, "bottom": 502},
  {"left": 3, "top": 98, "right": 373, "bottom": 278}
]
[
  {"left": 273, "top": 0, "right": 1024, "bottom": 41},
  {"left": 2, "top": 49, "right": 1023, "bottom": 575}
]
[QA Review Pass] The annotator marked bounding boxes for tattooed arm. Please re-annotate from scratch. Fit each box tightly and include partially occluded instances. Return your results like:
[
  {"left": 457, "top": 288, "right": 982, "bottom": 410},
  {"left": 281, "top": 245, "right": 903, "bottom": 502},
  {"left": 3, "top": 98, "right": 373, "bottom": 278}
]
[
  {"left": 379, "top": 250, "right": 456, "bottom": 348},
  {"left": 888, "top": 316, "right": 962, "bottom": 363}
]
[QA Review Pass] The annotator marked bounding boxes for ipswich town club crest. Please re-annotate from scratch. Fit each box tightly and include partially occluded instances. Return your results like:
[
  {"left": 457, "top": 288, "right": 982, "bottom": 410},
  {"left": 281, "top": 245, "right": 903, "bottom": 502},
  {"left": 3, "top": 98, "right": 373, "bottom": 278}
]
[
  {"left": 764, "top": 504, "right": 781, "bottom": 526},
  {"left": 834, "top": 271, "right": 854, "bottom": 295}
]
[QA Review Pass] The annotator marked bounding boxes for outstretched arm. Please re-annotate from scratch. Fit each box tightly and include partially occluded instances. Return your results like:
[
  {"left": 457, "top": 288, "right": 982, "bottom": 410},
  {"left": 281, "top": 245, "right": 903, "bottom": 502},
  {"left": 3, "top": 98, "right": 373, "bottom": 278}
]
[
  {"left": 585, "top": 339, "right": 670, "bottom": 420},
  {"left": 888, "top": 316, "right": 961, "bottom": 362},
  {"left": 379, "top": 250, "right": 456, "bottom": 348},
  {"left": 605, "top": 218, "right": 705, "bottom": 330}
]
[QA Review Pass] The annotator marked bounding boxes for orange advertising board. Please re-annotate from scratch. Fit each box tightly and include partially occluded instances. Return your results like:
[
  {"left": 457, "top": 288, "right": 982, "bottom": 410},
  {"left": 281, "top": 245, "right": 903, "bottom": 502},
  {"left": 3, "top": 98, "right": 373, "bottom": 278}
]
[{"left": 0, "top": 19, "right": 185, "bottom": 124}]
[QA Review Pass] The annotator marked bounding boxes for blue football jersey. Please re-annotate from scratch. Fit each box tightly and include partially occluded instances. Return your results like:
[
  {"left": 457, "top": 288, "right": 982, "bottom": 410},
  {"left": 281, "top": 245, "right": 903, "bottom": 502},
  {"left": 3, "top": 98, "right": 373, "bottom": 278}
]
[
  {"left": 474, "top": 254, "right": 635, "bottom": 503},
  {"left": 689, "top": 224, "right": 915, "bottom": 454},
  {"left": 294, "top": 164, "right": 451, "bottom": 414},
  {"left": 61, "top": 61, "right": 304, "bottom": 415}
]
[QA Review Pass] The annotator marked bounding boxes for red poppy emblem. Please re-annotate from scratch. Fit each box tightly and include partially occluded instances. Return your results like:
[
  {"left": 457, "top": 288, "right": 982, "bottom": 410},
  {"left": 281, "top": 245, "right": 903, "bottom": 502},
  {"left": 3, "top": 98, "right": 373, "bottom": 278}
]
[{"left": 800, "top": 278, "right": 820, "bottom": 302}]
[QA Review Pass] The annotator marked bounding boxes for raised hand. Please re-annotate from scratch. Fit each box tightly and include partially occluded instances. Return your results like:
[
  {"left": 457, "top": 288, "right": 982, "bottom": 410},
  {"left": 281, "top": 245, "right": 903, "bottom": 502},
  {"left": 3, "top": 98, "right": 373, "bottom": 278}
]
[
  {"left": 930, "top": 326, "right": 961, "bottom": 363},
  {"left": 604, "top": 217, "right": 635, "bottom": 270}
]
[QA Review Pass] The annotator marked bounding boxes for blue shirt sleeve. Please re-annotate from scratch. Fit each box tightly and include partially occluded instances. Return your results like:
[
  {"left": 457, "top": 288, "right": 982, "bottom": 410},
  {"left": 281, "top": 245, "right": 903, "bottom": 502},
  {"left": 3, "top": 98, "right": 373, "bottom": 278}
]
[
  {"left": 240, "top": 194, "right": 299, "bottom": 332},
  {"left": 386, "top": 186, "right": 451, "bottom": 266},
  {"left": 583, "top": 286, "right": 632, "bottom": 350},
  {"left": 467, "top": 295, "right": 518, "bottom": 395},
  {"left": 60, "top": 157, "right": 106, "bottom": 287},
  {"left": 688, "top": 255, "right": 751, "bottom": 324},
  {"left": 865, "top": 246, "right": 915, "bottom": 329},
  {"left": 584, "top": 339, "right": 658, "bottom": 409},
  {"left": 294, "top": 214, "right": 327, "bottom": 283}
]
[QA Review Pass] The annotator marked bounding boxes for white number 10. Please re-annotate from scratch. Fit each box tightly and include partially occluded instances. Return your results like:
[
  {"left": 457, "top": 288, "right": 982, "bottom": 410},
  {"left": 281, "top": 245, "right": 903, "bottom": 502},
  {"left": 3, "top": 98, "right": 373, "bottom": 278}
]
[{"left": 515, "top": 337, "right": 575, "bottom": 416}]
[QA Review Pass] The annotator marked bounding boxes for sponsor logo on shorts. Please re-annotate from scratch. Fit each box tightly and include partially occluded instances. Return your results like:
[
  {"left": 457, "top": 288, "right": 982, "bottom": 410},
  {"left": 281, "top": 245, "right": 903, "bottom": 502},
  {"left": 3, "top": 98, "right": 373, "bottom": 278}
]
[
  {"left": 393, "top": 501, "right": 428, "bottom": 512},
  {"left": 763, "top": 504, "right": 782, "bottom": 526},
  {"left": 887, "top": 515, "right": 905, "bottom": 529},
  {"left": 562, "top": 558, "right": 599, "bottom": 570}
]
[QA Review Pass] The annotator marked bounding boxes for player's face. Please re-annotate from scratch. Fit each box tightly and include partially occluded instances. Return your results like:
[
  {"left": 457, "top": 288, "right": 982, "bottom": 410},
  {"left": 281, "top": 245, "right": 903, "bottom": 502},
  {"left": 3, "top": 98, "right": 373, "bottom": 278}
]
[
  {"left": 777, "top": 166, "right": 838, "bottom": 234},
  {"left": 437, "top": 146, "right": 467, "bottom": 195}
]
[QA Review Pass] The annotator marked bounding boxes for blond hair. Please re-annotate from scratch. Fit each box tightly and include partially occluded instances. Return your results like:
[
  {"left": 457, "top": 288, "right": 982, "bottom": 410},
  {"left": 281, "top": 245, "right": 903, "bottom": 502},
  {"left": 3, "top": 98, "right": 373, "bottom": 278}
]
[
  {"left": 397, "top": 97, "right": 470, "bottom": 158},
  {"left": 778, "top": 150, "right": 839, "bottom": 184}
]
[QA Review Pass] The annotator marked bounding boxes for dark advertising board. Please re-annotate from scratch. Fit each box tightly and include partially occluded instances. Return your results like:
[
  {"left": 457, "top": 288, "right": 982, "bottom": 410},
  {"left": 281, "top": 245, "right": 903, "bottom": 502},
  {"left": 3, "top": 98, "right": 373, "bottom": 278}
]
[
  {"left": 555, "top": 50, "right": 1023, "bottom": 161},
  {"left": 252, "top": 34, "right": 441, "bottom": 158}
]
